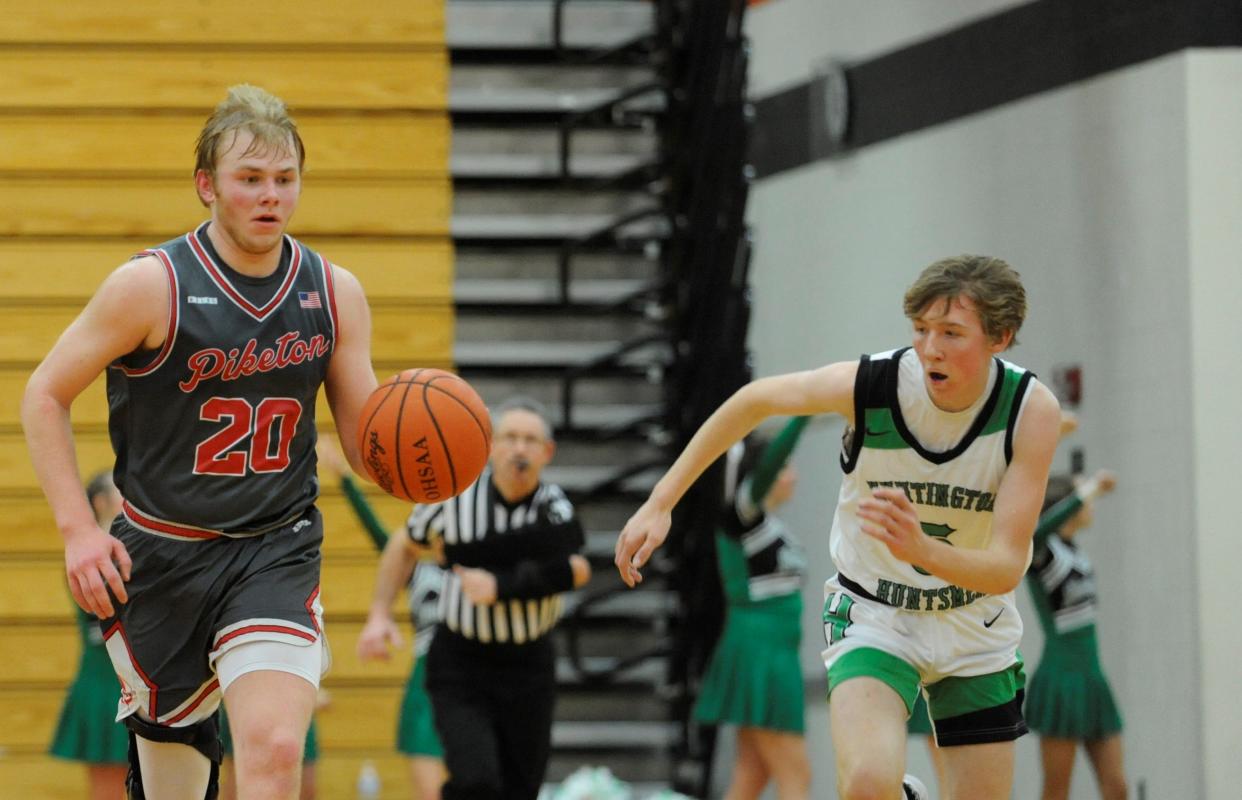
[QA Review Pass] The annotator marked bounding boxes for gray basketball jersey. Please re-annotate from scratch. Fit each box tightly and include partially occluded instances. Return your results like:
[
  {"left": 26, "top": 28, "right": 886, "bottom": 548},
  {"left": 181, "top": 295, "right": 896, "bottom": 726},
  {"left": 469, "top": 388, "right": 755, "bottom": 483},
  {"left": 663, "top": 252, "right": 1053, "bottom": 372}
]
[{"left": 108, "top": 222, "right": 338, "bottom": 534}]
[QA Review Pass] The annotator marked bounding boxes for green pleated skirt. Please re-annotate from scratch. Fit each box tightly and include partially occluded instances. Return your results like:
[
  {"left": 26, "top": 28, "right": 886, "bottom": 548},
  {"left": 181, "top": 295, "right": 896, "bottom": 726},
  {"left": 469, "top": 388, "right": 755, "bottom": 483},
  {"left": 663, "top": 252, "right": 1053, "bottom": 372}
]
[
  {"left": 397, "top": 656, "right": 443, "bottom": 757},
  {"left": 49, "top": 646, "right": 129, "bottom": 764},
  {"left": 1025, "top": 626, "right": 1122, "bottom": 740},
  {"left": 693, "top": 592, "right": 804, "bottom": 733}
]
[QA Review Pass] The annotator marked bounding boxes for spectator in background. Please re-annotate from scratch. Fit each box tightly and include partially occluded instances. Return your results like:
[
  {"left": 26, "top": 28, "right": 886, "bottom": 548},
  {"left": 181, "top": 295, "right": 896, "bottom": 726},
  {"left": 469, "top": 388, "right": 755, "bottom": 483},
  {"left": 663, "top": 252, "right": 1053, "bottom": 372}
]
[
  {"left": 693, "top": 417, "right": 812, "bottom": 800},
  {"left": 1025, "top": 467, "right": 1126, "bottom": 800}
]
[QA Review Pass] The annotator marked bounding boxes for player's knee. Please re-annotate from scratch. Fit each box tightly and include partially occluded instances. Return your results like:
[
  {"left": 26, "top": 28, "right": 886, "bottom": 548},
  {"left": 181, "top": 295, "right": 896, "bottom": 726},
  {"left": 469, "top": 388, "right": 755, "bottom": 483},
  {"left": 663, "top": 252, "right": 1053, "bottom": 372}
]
[
  {"left": 837, "top": 765, "right": 902, "bottom": 800},
  {"left": 782, "top": 758, "right": 811, "bottom": 791},
  {"left": 238, "top": 728, "right": 303, "bottom": 775}
]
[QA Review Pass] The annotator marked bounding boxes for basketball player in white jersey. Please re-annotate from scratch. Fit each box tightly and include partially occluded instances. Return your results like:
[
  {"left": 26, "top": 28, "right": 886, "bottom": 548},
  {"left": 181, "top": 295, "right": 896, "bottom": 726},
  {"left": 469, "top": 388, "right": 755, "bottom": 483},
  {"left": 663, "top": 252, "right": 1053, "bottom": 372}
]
[{"left": 615, "top": 255, "right": 1061, "bottom": 800}]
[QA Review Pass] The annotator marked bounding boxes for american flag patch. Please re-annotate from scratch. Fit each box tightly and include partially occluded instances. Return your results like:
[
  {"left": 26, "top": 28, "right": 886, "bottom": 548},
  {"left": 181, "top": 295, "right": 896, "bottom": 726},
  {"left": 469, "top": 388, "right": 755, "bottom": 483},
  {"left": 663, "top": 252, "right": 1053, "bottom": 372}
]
[{"left": 298, "top": 291, "right": 322, "bottom": 309}]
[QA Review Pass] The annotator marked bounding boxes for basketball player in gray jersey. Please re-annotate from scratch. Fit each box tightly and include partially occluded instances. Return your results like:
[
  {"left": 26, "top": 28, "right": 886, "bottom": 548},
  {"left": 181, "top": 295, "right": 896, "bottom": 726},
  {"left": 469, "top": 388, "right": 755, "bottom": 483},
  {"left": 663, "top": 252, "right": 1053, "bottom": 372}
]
[{"left": 23, "top": 85, "right": 379, "bottom": 799}]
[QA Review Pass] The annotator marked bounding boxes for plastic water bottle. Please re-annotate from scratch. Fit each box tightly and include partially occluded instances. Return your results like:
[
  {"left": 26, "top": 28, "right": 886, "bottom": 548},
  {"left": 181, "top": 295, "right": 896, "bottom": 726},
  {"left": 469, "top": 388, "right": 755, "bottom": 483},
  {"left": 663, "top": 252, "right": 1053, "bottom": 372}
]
[{"left": 356, "top": 760, "right": 381, "bottom": 799}]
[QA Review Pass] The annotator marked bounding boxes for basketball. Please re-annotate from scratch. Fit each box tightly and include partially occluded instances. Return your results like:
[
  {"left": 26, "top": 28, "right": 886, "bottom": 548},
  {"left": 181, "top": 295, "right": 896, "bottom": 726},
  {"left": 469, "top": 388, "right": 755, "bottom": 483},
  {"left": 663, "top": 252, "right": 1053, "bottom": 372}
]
[{"left": 357, "top": 369, "right": 492, "bottom": 503}]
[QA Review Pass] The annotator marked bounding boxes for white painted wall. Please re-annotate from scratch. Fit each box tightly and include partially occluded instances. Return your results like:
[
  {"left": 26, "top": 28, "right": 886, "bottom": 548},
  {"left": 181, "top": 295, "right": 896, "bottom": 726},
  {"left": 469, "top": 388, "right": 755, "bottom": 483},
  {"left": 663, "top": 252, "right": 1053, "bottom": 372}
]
[
  {"left": 1186, "top": 52, "right": 1242, "bottom": 800},
  {"left": 729, "top": 47, "right": 1242, "bottom": 799}
]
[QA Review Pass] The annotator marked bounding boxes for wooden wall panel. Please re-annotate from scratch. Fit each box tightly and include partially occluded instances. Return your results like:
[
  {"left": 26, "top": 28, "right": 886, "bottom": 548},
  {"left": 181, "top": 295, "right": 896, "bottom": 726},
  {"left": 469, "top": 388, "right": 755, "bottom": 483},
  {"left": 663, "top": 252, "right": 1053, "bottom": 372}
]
[
  {"left": 0, "top": 50, "right": 447, "bottom": 110},
  {"left": 0, "top": 176, "right": 451, "bottom": 237},
  {"left": 0, "top": 369, "right": 108, "bottom": 429},
  {"left": 0, "top": 113, "right": 451, "bottom": 177},
  {"left": 0, "top": 239, "right": 452, "bottom": 302},
  {"left": 315, "top": 686, "right": 403, "bottom": 749},
  {"left": 0, "top": 498, "right": 64, "bottom": 555},
  {"left": 308, "top": 753, "right": 416, "bottom": 800},
  {"left": 0, "top": 557, "right": 407, "bottom": 622},
  {"left": 0, "top": 619, "right": 415, "bottom": 685},
  {"left": 0, "top": 623, "right": 78, "bottom": 683},
  {"left": 0, "top": 754, "right": 88, "bottom": 800},
  {"left": 0, "top": 1, "right": 444, "bottom": 46},
  {"left": 0, "top": 431, "right": 113, "bottom": 493},
  {"left": 0, "top": 485, "right": 417, "bottom": 557},
  {"left": 0, "top": 689, "right": 63, "bottom": 749},
  {"left": 0, "top": 561, "right": 77, "bottom": 622},
  {"left": 0, "top": 301, "right": 451, "bottom": 367}
]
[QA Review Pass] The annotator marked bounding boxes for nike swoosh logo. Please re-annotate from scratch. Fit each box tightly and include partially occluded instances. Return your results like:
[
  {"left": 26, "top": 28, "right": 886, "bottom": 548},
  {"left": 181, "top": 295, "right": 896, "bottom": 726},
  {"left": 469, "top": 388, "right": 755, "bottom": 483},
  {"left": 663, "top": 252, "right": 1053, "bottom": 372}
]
[
  {"left": 983, "top": 608, "right": 1004, "bottom": 628},
  {"left": 866, "top": 428, "right": 889, "bottom": 437}
]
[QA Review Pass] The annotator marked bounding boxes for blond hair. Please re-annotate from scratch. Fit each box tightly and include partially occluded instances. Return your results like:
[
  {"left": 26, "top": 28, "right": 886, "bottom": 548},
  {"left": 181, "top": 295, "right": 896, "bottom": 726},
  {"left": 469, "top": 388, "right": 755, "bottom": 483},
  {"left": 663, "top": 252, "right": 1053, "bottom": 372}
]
[
  {"left": 194, "top": 84, "right": 305, "bottom": 176},
  {"left": 903, "top": 255, "right": 1026, "bottom": 347}
]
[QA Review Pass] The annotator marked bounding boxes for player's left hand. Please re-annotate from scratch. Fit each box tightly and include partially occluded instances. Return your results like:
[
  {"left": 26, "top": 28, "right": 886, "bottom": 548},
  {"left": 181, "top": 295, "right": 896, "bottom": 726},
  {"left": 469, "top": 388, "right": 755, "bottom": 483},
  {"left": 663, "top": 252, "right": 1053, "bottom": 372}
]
[
  {"left": 454, "top": 565, "right": 498, "bottom": 604},
  {"left": 614, "top": 499, "right": 672, "bottom": 588},
  {"left": 858, "top": 487, "right": 932, "bottom": 567}
]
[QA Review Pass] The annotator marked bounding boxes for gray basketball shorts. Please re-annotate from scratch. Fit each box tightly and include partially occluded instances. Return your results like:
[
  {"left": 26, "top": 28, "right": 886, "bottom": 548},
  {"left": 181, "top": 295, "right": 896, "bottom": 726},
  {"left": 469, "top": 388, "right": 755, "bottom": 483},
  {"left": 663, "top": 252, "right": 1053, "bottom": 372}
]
[{"left": 98, "top": 505, "right": 326, "bottom": 727}]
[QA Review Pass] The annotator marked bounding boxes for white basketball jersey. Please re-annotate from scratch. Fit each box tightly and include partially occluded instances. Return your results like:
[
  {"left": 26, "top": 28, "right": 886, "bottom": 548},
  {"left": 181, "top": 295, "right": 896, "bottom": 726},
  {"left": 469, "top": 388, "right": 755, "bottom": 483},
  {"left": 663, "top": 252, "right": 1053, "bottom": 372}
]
[{"left": 829, "top": 348, "right": 1035, "bottom": 612}]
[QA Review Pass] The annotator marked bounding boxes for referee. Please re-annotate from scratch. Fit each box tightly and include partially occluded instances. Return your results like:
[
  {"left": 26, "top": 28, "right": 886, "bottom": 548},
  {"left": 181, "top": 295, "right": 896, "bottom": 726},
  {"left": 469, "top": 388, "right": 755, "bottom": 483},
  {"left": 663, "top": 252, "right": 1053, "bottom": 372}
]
[{"left": 357, "top": 396, "right": 591, "bottom": 800}]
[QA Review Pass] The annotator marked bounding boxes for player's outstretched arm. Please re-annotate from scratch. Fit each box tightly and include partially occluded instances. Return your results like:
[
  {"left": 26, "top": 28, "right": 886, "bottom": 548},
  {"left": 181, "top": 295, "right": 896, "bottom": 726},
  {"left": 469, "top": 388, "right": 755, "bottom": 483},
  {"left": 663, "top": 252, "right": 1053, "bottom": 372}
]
[
  {"left": 323, "top": 265, "right": 378, "bottom": 479},
  {"left": 861, "top": 381, "right": 1062, "bottom": 594},
  {"left": 22, "top": 257, "right": 168, "bottom": 618},
  {"left": 357, "top": 532, "right": 418, "bottom": 661},
  {"left": 614, "top": 361, "right": 857, "bottom": 587}
]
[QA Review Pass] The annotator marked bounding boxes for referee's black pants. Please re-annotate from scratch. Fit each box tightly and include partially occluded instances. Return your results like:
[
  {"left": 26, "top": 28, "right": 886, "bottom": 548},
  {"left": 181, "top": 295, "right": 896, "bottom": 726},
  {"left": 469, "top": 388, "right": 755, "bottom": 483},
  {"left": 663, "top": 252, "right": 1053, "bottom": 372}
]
[{"left": 426, "top": 632, "right": 557, "bottom": 800}]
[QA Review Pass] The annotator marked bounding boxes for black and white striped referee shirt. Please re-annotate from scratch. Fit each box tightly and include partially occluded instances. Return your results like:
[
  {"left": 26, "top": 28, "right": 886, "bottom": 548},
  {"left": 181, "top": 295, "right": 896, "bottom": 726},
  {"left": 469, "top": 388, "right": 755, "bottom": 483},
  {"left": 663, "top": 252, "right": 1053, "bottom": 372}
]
[{"left": 405, "top": 466, "right": 584, "bottom": 646}]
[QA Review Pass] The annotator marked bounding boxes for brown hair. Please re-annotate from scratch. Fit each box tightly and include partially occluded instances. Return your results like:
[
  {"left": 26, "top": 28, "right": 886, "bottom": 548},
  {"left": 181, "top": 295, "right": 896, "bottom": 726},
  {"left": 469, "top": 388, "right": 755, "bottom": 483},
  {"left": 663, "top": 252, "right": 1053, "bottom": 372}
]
[
  {"left": 194, "top": 84, "right": 305, "bottom": 177},
  {"left": 903, "top": 255, "right": 1026, "bottom": 347}
]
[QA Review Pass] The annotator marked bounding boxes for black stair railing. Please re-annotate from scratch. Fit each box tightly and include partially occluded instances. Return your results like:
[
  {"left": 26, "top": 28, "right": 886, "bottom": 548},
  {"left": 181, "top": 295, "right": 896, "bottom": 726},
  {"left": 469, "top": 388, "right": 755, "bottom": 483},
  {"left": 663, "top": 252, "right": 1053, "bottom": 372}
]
[
  {"left": 537, "top": 0, "right": 756, "bottom": 792},
  {"left": 658, "top": 0, "right": 756, "bottom": 794}
]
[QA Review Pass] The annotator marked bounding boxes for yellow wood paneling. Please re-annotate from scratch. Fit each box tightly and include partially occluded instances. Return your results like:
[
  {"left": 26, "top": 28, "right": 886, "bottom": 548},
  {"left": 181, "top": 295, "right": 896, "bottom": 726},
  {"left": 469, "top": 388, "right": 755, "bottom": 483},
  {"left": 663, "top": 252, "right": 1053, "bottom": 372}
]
[
  {"left": 0, "top": 113, "right": 450, "bottom": 177},
  {"left": 0, "top": 555, "right": 402, "bottom": 621},
  {"left": 0, "top": 302, "right": 451, "bottom": 368},
  {"left": 321, "top": 558, "right": 402, "bottom": 618},
  {"left": 0, "top": 715, "right": 418, "bottom": 799},
  {"left": 0, "top": 618, "right": 414, "bottom": 685},
  {"left": 0, "top": 689, "right": 62, "bottom": 749},
  {"left": 0, "top": 484, "right": 416, "bottom": 556},
  {"left": 0, "top": 497, "right": 64, "bottom": 555},
  {"left": 317, "top": 492, "right": 415, "bottom": 553},
  {"left": 0, "top": 430, "right": 114, "bottom": 494},
  {"left": 0, "top": 754, "right": 89, "bottom": 800},
  {"left": 0, "top": 1, "right": 444, "bottom": 46},
  {"left": 310, "top": 752, "right": 421, "bottom": 800},
  {"left": 0, "top": 623, "right": 79, "bottom": 683},
  {"left": 315, "top": 686, "right": 403, "bottom": 749},
  {"left": 0, "top": 239, "right": 452, "bottom": 302},
  {"left": 0, "top": 720, "right": 419, "bottom": 800},
  {"left": 0, "top": 370, "right": 106, "bottom": 430},
  {"left": 0, "top": 560, "right": 80, "bottom": 622},
  {"left": 0, "top": 50, "right": 446, "bottom": 110},
  {"left": 322, "top": 619, "right": 417, "bottom": 683},
  {"left": 0, "top": 176, "right": 451, "bottom": 237}
]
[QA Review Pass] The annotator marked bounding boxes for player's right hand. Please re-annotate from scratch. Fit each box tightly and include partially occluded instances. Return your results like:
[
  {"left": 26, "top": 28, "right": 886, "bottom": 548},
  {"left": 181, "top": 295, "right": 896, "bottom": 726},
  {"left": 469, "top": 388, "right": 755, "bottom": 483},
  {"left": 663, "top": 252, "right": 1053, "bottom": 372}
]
[
  {"left": 356, "top": 615, "right": 403, "bottom": 662},
  {"left": 64, "top": 525, "right": 131, "bottom": 618},
  {"left": 614, "top": 499, "right": 672, "bottom": 588}
]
